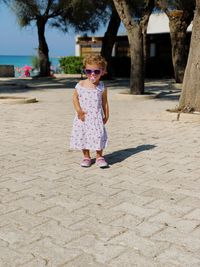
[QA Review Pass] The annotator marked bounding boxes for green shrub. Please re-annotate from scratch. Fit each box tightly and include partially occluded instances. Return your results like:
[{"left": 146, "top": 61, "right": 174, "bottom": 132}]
[
  {"left": 31, "top": 55, "right": 40, "bottom": 70},
  {"left": 59, "top": 56, "right": 83, "bottom": 74}
]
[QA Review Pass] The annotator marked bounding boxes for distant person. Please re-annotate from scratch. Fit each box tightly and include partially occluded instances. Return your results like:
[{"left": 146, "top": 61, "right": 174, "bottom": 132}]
[
  {"left": 70, "top": 54, "right": 109, "bottom": 168},
  {"left": 24, "top": 69, "right": 30, "bottom": 77}
]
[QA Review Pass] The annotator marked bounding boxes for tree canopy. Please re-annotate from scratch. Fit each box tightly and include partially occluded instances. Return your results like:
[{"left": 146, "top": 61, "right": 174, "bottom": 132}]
[
  {"left": 8, "top": 0, "right": 109, "bottom": 76},
  {"left": 11, "top": 0, "right": 108, "bottom": 32}
]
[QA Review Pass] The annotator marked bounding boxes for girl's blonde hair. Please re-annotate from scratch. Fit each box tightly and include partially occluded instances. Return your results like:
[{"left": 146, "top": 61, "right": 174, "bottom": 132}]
[{"left": 83, "top": 54, "right": 107, "bottom": 71}]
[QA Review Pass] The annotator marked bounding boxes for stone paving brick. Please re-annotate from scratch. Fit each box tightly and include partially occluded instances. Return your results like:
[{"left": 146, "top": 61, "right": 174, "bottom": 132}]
[
  {"left": 112, "top": 202, "right": 159, "bottom": 219},
  {"left": 183, "top": 208, "right": 200, "bottom": 220},
  {"left": 0, "top": 243, "right": 34, "bottom": 266},
  {"left": 107, "top": 248, "right": 164, "bottom": 267},
  {"left": 148, "top": 211, "right": 184, "bottom": 226},
  {"left": 190, "top": 225, "right": 200, "bottom": 239},
  {"left": 107, "top": 230, "right": 170, "bottom": 258},
  {"left": 142, "top": 187, "right": 186, "bottom": 202},
  {"left": 36, "top": 206, "right": 87, "bottom": 227},
  {"left": 144, "top": 198, "right": 192, "bottom": 217},
  {"left": 0, "top": 223, "right": 42, "bottom": 250},
  {"left": 63, "top": 253, "right": 105, "bottom": 267},
  {"left": 19, "top": 257, "right": 49, "bottom": 267},
  {"left": 68, "top": 217, "right": 126, "bottom": 242},
  {"left": 30, "top": 220, "right": 84, "bottom": 246},
  {"left": 151, "top": 226, "right": 200, "bottom": 252},
  {"left": 65, "top": 234, "right": 126, "bottom": 264},
  {"left": 135, "top": 221, "right": 165, "bottom": 238},
  {"left": 107, "top": 214, "right": 142, "bottom": 230},
  {"left": 6, "top": 196, "right": 55, "bottom": 214},
  {"left": 44, "top": 195, "right": 90, "bottom": 212},
  {"left": 156, "top": 245, "right": 200, "bottom": 266},
  {"left": 74, "top": 203, "right": 125, "bottom": 223},
  {"left": 19, "top": 237, "right": 82, "bottom": 266}
]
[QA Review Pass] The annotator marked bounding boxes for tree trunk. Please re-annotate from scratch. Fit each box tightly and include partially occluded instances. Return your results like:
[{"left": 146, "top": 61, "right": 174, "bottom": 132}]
[
  {"left": 179, "top": 1, "right": 200, "bottom": 111},
  {"left": 37, "top": 17, "right": 51, "bottom": 77},
  {"left": 113, "top": 0, "right": 145, "bottom": 94},
  {"left": 167, "top": 10, "right": 191, "bottom": 83},
  {"left": 101, "top": 6, "right": 121, "bottom": 79},
  {"left": 141, "top": 12, "right": 154, "bottom": 76},
  {"left": 128, "top": 25, "right": 144, "bottom": 94},
  {"left": 142, "top": 23, "right": 148, "bottom": 73}
]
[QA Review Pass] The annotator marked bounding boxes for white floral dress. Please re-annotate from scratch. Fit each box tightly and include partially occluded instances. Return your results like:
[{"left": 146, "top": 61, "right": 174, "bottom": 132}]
[{"left": 70, "top": 81, "right": 108, "bottom": 151}]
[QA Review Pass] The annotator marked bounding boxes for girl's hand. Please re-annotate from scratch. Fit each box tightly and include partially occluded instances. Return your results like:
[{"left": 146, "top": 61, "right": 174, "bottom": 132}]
[
  {"left": 102, "top": 88, "right": 109, "bottom": 125},
  {"left": 103, "top": 117, "right": 108, "bottom": 124},
  {"left": 78, "top": 110, "right": 87, "bottom": 121}
]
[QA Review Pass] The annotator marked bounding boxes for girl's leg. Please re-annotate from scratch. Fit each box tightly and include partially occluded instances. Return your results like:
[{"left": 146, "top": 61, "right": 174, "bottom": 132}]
[
  {"left": 82, "top": 149, "right": 91, "bottom": 159},
  {"left": 96, "top": 150, "right": 103, "bottom": 159}
]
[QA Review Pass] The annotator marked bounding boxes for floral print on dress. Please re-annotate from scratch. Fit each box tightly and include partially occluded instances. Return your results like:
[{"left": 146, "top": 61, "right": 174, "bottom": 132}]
[{"left": 70, "top": 81, "right": 108, "bottom": 151}]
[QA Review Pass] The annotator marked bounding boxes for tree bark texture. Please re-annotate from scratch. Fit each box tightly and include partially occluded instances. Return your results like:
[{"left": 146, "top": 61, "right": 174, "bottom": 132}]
[
  {"left": 101, "top": 6, "right": 121, "bottom": 79},
  {"left": 128, "top": 25, "right": 144, "bottom": 94},
  {"left": 37, "top": 17, "right": 51, "bottom": 77},
  {"left": 179, "top": 1, "right": 200, "bottom": 111},
  {"left": 167, "top": 10, "right": 192, "bottom": 83},
  {"left": 141, "top": 10, "right": 154, "bottom": 75}
]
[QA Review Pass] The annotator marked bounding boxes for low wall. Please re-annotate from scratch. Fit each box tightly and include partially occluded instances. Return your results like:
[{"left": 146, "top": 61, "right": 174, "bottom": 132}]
[{"left": 0, "top": 65, "right": 15, "bottom": 77}]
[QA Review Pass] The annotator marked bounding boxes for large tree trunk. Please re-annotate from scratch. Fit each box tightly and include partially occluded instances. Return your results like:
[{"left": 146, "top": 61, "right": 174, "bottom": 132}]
[
  {"left": 142, "top": 20, "right": 149, "bottom": 72},
  {"left": 167, "top": 10, "right": 192, "bottom": 83},
  {"left": 113, "top": 0, "right": 154, "bottom": 94},
  {"left": 128, "top": 25, "right": 144, "bottom": 94},
  {"left": 141, "top": 11, "right": 155, "bottom": 76},
  {"left": 179, "top": 0, "right": 200, "bottom": 111},
  {"left": 37, "top": 17, "right": 51, "bottom": 77},
  {"left": 113, "top": 0, "right": 145, "bottom": 94},
  {"left": 101, "top": 6, "right": 121, "bottom": 79}
]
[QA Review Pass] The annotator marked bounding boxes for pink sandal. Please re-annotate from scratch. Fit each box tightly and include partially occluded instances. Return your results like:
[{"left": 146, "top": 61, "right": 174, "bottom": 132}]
[
  {"left": 81, "top": 157, "right": 92, "bottom": 167},
  {"left": 96, "top": 157, "right": 108, "bottom": 168}
]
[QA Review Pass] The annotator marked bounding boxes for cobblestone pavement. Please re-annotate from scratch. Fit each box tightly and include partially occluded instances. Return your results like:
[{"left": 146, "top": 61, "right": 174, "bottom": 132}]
[{"left": 1, "top": 77, "right": 200, "bottom": 266}]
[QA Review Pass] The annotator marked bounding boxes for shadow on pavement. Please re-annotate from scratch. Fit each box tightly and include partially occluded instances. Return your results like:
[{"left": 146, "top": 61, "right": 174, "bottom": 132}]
[
  {"left": 0, "top": 77, "right": 181, "bottom": 102},
  {"left": 0, "top": 77, "right": 79, "bottom": 93},
  {"left": 0, "top": 77, "right": 130, "bottom": 94},
  {"left": 155, "top": 90, "right": 180, "bottom": 101},
  {"left": 105, "top": 144, "right": 156, "bottom": 165}
]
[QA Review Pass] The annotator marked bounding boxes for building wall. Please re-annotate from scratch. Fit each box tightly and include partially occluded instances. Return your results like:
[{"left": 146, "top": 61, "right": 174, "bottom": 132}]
[{"left": 76, "top": 36, "right": 102, "bottom": 57}]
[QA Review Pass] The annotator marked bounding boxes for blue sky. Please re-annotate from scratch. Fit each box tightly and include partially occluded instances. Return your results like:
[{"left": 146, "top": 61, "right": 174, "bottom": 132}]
[
  {"left": 0, "top": 4, "right": 118, "bottom": 57},
  {"left": 0, "top": 4, "right": 76, "bottom": 56}
]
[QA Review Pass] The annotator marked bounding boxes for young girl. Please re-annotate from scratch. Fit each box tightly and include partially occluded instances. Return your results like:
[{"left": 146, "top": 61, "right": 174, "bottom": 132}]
[{"left": 70, "top": 54, "right": 109, "bottom": 168}]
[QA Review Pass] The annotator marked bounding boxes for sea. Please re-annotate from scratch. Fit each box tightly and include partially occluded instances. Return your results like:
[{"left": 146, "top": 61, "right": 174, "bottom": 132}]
[{"left": 0, "top": 55, "right": 61, "bottom": 77}]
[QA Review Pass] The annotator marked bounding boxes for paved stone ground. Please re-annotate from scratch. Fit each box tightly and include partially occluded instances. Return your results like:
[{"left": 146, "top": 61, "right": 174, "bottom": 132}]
[{"left": 0, "top": 77, "right": 200, "bottom": 266}]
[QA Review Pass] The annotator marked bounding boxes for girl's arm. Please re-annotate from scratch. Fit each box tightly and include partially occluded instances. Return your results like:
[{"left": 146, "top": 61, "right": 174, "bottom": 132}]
[
  {"left": 72, "top": 89, "right": 86, "bottom": 121},
  {"left": 102, "top": 88, "right": 109, "bottom": 124}
]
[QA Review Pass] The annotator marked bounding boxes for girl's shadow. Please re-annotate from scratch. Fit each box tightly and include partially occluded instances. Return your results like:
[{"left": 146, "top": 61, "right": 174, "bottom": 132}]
[{"left": 105, "top": 144, "right": 156, "bottom": 165}]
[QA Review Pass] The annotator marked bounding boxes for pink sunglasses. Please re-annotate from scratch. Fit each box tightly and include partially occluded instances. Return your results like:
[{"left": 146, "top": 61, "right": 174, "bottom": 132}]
[{"left": 84, "top": 69, "right": 102, "bottom": 75}]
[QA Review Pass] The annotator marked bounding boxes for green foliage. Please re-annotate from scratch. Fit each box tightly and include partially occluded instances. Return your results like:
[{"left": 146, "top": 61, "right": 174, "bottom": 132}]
[
  {"left": 31, "top": 55, "right": 40, "bottom": 70},
  {"left": 63, "top": 0, "right": 109, "bottom": 33},
  {"left": 59, "top": 56, "right": 83, "bottom": 74},
  {"left": 11, "top": 0, "right": 109, "bottom": 33}
]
